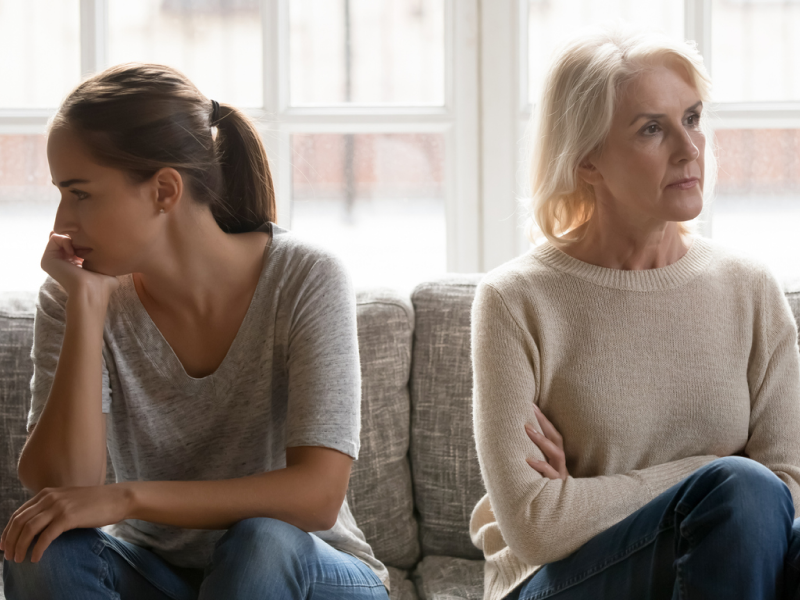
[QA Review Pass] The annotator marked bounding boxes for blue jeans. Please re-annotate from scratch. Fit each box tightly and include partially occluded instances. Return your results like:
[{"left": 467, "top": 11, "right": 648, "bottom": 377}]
[
  {"left": 3, "top": 517, "right": 389, "bottom": 600},
  {"left": 507, "top": 456, "right": 800, "bottom": 599}
]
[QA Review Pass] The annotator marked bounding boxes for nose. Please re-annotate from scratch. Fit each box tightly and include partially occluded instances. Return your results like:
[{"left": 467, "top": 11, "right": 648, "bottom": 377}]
[
  {"left": 673, "top": 126, "right": 701, "bottom": 163},
  {"left": 53, "top": 197, "right": 78, "bottom": 235}
]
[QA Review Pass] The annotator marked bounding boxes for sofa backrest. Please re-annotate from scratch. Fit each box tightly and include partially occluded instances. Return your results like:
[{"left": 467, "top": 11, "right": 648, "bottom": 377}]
[
  {"left": 2, "top": 283, "right": 800, "bottom": 567},
  {"left": 410, "top": 276, "right": 486, "bottom": 560},
  {"left": 347, "top": 289, "right": 420, "bottom": 570},
  {"left": 0, "top": 292, "right": 36, "bottom": 536}
]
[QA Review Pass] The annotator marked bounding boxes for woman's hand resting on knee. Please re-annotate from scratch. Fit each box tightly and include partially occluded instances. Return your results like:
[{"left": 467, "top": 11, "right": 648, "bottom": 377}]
[
  {"left": 525, "top": 404, "right": 570, "bottom": 480},
  {"left": 0, "top": 484, "right": 131, "bottom": 563}
]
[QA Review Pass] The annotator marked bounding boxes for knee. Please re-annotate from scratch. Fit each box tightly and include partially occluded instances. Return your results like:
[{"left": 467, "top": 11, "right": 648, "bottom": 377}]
[
  {"left": 696, "top": 457, "right": 793, "bottom": 522},
  {"left": 3, "top": 529, "right": 101, "bottom": 599},
  {"left": 216, "top": 518, "right": 314, "bottom": 566},
  {"left": 208, "top": 518, "right": 315, "bottom": 592}
]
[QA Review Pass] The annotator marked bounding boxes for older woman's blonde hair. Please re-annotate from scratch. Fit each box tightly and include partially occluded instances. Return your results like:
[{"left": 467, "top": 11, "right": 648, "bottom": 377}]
[{"left": 526, "top": 22, "right": 717, "bottom": 245}]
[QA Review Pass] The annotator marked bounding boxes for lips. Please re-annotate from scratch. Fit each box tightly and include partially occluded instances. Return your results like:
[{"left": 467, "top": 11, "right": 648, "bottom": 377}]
[{"left": 666, "top": 177, "right": 699, "bottom": 190}]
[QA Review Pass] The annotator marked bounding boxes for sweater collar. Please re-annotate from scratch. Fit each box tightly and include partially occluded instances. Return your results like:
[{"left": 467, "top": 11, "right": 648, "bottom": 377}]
[{"left": 533, "top": 235, "right": 714, "bottom": 292}]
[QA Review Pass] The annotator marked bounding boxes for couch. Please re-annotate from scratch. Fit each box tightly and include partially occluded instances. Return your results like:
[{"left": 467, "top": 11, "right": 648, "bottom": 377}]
[{"left": 3, "top": 277, "right": 800, "bottom": 600}]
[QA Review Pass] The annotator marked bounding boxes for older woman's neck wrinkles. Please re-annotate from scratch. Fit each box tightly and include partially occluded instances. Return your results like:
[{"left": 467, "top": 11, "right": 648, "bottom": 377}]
[{"left": 563, "top": 212, "right": 690, "bottom": 271}]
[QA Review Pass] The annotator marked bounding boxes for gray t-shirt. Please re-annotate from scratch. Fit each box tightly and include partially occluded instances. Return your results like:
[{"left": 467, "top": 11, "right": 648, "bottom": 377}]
[{"left": 28, "top": 224, "right": 388, "bottom": 586}]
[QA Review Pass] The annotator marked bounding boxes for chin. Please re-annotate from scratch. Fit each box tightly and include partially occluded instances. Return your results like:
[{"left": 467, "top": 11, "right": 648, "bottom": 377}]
[{"left": 668, "top": 194, "right": 704, "bottom": 222}]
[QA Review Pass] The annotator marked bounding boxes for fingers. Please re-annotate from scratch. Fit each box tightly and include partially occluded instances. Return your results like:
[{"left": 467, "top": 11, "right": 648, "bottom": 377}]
[
  {"left": 30, "top": 521, "right": 66, "bottom": 563},
  {"left": 525, "top": 424, "right": 564, "bottom": 467},
  {"left": 527, "top": 458, "right": 561, "bottom": 480},
  {"left": 11, "top": 511, "right": 54, "bottom": 563},
  {"left": 1, "top": 490, "right": 55, "bottom": 562},
  {"left": 525, "top": 405, "right": 568, "bottom": 480},
  {"left": 533, "top": 404, "right": 564, "bottom": 449}
]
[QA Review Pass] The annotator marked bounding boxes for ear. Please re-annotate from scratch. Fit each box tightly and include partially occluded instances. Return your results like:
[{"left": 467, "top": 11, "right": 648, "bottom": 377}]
[
  {"left": 152, "top": 168, "right": 183, "bottom": 215},
  {"left": 576, "top": 155, "right": 603, "bottom": 186}
]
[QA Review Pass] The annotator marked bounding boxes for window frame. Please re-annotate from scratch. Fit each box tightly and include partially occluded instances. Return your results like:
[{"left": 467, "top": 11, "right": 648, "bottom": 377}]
[{"left": 0, "top": 0, "right": 798, "bottom": 273}]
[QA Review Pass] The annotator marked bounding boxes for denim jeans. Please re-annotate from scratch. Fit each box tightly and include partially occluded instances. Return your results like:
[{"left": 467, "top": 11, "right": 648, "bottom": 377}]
[
  {"left": 3, "top": 517, "right": 389, "bottom": 600},
  {"left": 507, "top": 456, "right": 800, "bottom": 600}
]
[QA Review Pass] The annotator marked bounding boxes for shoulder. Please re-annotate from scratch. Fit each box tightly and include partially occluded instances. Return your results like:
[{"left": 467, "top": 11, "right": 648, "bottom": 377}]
[
  {"left": 268, "top": 227, "right": 353, "bottom": 301},
  {"left": 480, "top": 248, "right": 551, "bottom": 295},
  {"left": 700, "top": 238, "right": 773, "bottom": 282},
  {"left": 270, "top": 226, "right": 348, "bottom": 275},
  {"left": 697, "top": 237, "right": 782, "bottom": 296},
  {"left": 476, "top": 244, "right": 574, "bottom": 312}
]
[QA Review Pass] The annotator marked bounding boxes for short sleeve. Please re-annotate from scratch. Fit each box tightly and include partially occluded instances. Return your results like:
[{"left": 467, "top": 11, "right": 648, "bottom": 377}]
[
  {"left": 28, "top": 276, "right": 112, "bottom": 431},
  {"left": 285, "top": 256, "right": 361, "bottom": 459}
]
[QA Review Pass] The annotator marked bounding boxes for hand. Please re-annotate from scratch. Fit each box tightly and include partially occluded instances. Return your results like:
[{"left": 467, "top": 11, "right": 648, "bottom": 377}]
[
  {"left": 525, "top": 404, "right": 569, "bottom": 480},
  {"left": 0, "top": 484, "right": 132, "bottom": 563},
  {"left": 41, "top": 232, "right": 119, "bottom": 302}
]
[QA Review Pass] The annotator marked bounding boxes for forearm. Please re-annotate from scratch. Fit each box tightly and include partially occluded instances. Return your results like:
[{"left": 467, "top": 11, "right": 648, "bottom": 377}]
[
  {"left": 485, "top": 454, "right": 717, "bottom": 566},
  {"left": 19, "top": 294, "right": 109, "bottom": 491},
  {"left": 122, "top": 463, "right": 345, "bottom": 532}
]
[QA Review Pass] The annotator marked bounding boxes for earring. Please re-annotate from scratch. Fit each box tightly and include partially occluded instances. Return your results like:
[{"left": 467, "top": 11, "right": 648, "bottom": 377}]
[{"left": 159, "top": 209, "right": 165, "bottom": 214}]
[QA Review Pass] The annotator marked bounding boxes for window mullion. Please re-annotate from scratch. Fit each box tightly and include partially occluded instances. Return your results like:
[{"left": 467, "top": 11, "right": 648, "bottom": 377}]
[
  {"left": 80, "top": 0, "right": 108, "bottom": 77},
  {"left": 684, "top": 0, "right": 712, "bottom": 76}
]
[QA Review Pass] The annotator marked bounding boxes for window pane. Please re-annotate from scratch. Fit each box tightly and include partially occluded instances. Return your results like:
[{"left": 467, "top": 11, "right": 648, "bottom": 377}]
[
  {"left": 0, "top": 0, "right": 81, "bottom": 108},
  {"left": 291, "top": 133, "right": 446, "bottom": 292},
  {"left": 108, "top": 0, "right": 262, "bottom": 107},
  {"left": 711, "top": 0, "right": 800, "bottom": 102},
  {"left": 0, "top": 135, "right": 58, "bottom": 292},
  {"left": 528, "top": 0, "right": 684, "bottom": 106},
  {"left": 290, "top": 0, "right": 445, "bottom": 105},
  {"left": 711, "top": 129, "right": 800, "bottom": 283}
]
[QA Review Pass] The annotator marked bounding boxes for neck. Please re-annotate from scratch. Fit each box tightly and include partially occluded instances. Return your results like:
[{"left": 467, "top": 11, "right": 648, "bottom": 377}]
[
  {"left": 559, "top": 210, "right": 690, "bottom": 271},
  {"left": 133, "top": 207, "right": 268, "bottom": 318}
]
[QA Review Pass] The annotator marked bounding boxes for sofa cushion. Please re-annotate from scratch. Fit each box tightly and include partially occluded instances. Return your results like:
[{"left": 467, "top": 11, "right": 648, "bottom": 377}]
[
  {"left": 388, "top": 566, "right": 420, "bottom": 600},
  {"left": 0, "top": 292, "right": 36, "bottom": 557},
  {"left": 413, "top": 555, "right": 485, "bottom": 600},
  {"left": 348, "top": 289, "right": 420, "bottom": 570},
  {"left": 410, "top": 276, "right": 486, "bottom": 560}
]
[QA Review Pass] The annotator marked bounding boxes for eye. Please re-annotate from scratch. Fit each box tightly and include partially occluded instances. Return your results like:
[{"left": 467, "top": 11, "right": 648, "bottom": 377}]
[
  {"left": 70, "top": 189, "right": 89, "bottom": 200},
  {"left": 686, "top": 113, "right": 701, "bottom": 127},
  {"left": 642, "top": 123, "right": 661, "bottom": 135}
]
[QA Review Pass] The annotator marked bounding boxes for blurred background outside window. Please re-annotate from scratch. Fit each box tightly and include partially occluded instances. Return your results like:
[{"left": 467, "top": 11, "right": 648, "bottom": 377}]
[{"left": 0, "top": 0, "right": 798, "bottom": 294}]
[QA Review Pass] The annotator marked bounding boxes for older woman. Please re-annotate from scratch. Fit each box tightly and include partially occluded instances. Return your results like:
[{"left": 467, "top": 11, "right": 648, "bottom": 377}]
[{"left": 470, "top": 24, "right": 800, "bottom": 600}]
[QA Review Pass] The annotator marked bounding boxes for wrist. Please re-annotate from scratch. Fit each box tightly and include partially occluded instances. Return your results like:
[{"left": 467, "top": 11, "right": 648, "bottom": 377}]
[
  {"left": 65, "top": 285, "right": 111, "bottom": 320},
  {"left": 117, "top": 482, "right": 139, "bottom": 520}
]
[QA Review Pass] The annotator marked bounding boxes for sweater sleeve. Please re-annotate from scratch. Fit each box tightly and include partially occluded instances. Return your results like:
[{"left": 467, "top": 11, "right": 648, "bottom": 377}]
[
  {"left": 470, "top": 282, "right": 716, "bottom": 566},
  {"left": 744, "top": 270, "right": 800, "bottom": 514}
]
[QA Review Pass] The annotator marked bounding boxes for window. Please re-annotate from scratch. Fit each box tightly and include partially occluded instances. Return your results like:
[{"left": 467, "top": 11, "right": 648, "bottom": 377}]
[
  {"left": 1, "top": 0, "right": 798, "bottom": 292},
  {"left": 0, "top": 0, "right": 478, "bottom": 294}
]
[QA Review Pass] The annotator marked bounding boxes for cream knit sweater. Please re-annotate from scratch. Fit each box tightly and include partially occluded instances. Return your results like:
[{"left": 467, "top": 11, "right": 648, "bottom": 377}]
[{"left": 469, "top": 236, "right": 800, "bottom": 600}]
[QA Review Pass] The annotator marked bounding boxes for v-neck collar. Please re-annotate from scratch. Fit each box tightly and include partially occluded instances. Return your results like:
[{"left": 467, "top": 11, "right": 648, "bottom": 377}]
[{"left": 115, "top": 223, "right": 278, "bottom": 391}]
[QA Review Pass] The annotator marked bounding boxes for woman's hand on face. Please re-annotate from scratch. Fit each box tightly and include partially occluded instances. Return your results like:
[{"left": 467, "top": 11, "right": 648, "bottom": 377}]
[
  {"left": 0, "top": 484, "right": 132, "bottom": 563},
  {"left": 41, "top": 232, "right": 119, "bottom": 302},
  {"left": 525, "top": 404, "right": 570, "bottom": 480}
]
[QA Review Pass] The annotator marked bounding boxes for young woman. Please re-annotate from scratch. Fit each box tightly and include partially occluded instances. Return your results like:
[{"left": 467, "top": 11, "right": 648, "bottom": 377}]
[
  {"left": 470, "top": 24, "right": 800, "bottom": 600},
  {"left": 1, "top": 63, "right": 389, "bottom": 600}
]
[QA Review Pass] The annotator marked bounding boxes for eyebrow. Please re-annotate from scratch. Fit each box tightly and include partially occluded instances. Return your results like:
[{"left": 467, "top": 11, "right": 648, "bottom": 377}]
[
  {"left": 52, "top": 179, "right": 91, "bottom": 187},
  {"left": 629, "top": 101, "right": 703, "bottom": 126}
]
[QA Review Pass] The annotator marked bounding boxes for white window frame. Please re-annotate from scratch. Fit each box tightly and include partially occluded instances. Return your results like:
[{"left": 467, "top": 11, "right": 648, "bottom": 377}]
[
  {"left": 482, "top": 0, "right": 800, "bottom": 270},
  {"left": 0, "top": 0, "right": 481, "bottom": 273},
  {"left": 1, "top": 0, "right": 799, "bottom": 273}
]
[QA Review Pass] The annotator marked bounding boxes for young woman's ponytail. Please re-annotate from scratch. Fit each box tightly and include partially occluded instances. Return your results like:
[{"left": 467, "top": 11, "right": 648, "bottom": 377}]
[
  {"left": 51, "top": 63, "right": 276, "bottom": 233},
  {"left": 212, "top": 104, "right": 276, "bottom": 233}
]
